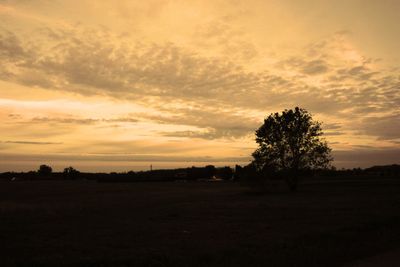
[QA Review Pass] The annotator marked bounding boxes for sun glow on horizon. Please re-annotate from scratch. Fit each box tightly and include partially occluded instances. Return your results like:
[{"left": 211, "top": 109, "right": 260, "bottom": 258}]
[{"left": 0, "top": 0, "right": 399, "bottom": 171}]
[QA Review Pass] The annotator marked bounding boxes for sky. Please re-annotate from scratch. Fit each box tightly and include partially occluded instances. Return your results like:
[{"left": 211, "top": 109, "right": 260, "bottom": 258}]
[{"left": 0, "top": 0, "right": 399, "bottom": 172}]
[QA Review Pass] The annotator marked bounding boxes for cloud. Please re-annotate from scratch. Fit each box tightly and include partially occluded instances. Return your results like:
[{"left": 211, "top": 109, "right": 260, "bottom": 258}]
[
  {"left": 0, "top": 30, "right": 26, "bottom": 60},
  {"left": 279, "top": 58, "right": 329, "bottom": 75},
  {"left": 192, "top": 17, "right": 258, "bottom": 61},
  {"left": 161, "top": 127, "right": 252, "bottom": 140},
  {"left": 0, "top": 152, "right": 251, "bottom": 163},
  {"left": 0, "top": 26, "right": 288, "bottom": 114},
  {"left": 301, "top": 60, "right": 329, "bottom": 75},
  {"left": 334, "top": 65, "right": 380, "bottom": 81},
  {"left": 360, "top": 114, "right": 400, "bottom": 140},
  {"left": 32, "top": 117, "right": 99, "bottom": 125},
  {"left": 333, "top": 148, "right": 400, "bottom": 168},
  {"left": 103, "top": 117, "right": 139, "bottom": 123},
  {"left": 0, "top": 25, "right": 399, "bottom": 144},
  {"left": 323, "top": 123, "right": 342, "bottom": 130},
  {"left": 2, "top": 27, "right": 398, "bottom": 108},
  {"left": 8, "top": 113, "right": 22, "bottom": 119},
  {"left": 141, "top": 105, "right": 260, "bottom": 139},
  {"left": 29, "top": 116, "right": 139, "bottom": 125},
  {"left": 323, "top": 131, "right": 344, "bottom": 136},
  {"left": 0, "top": 30, "right": 29, "bottom": 80},
  {"left": 2, "top": 140, "right": 62, "bottom": 145}
]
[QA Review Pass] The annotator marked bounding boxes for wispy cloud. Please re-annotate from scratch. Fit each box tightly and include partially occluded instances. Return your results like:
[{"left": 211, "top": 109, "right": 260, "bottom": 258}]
[
  {"left": 1, "top": 26, "right": 397, "bottom": 142},
  {"left": 2, "top": 140, "right": 62, "bottom": 145}
]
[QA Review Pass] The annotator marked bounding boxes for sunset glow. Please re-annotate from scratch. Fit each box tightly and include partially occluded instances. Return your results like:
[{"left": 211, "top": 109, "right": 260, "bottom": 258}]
[{"left": 1, "top": 0, "right": 399, "bottom": 171}]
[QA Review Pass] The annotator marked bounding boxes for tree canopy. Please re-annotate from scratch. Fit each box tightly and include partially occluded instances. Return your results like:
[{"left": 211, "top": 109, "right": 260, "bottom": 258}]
[{"left": 252, "top": 107, "right": 332, "bottom": 190}]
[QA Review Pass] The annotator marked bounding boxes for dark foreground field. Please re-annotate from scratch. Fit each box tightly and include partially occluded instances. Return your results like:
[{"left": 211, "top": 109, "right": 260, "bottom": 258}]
[{"left": 1, "top": 179, "right": 400, "bottom": 267}]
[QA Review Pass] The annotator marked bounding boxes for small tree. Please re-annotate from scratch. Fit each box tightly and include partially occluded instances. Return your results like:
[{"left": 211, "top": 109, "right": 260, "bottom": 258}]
[
  {"left": 216, "top": 166, "right": 234, "bottom": 180},
  {"left": 63, "top": 166, "right": 80, "bottom": 179},
  {"left": 252, "top": 107, "right": 332, "bottom": 191},
  {"left": 38, "top": 164, "right": 52, "bottom": 176}
]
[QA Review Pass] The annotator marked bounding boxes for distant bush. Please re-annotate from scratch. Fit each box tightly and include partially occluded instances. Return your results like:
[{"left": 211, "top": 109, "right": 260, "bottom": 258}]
[
  {"left": 216, "top": 166, "right": 233, "bottom": 180},
  {"left": 63, "top": 166, "right": 80, "bottom": 179},
  {"left": 38, "top": 164, "right": 52, "bottom": 176}
]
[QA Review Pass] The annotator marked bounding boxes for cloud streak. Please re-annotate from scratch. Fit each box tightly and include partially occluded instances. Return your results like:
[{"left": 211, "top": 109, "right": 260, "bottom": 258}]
[{"left": 2, "top": 140, "right": 62, "bottom": 145}]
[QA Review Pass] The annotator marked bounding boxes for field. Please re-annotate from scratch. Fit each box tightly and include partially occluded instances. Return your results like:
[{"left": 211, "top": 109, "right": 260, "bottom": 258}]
[{"left": 1, "top": 179, "right": 400, "bottom": 267}]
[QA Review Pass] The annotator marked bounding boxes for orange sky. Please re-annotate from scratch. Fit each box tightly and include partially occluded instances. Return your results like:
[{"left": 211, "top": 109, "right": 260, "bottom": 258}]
[{"left": 0, "top": 0, "right": 399, "bottom": 171}]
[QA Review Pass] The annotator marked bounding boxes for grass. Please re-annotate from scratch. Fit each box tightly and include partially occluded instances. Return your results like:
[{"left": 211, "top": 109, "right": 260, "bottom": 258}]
[{"left": 1, "top": 178, "right": 400, "bottom": 266}]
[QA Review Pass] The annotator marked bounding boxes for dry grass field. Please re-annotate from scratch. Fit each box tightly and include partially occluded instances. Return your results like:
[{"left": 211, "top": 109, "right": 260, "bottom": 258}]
[{"left": 1, "top": 178, "right": 400, "bottom": 267}]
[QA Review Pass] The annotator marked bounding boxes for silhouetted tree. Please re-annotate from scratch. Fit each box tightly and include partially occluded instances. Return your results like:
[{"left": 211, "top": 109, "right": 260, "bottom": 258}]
[
  {"left": 38, "top": 164, "right": 52, "bottom": 176},
  {"left": 252, "top": 107, "right": 332, "bottom": 191},
  {"left": 205, "top": 165, "right": 216, "bottom": 177},
  {"left": 63, "top": 166, "right": 80, "bottom": 179},
  {"left": 188, "top": 165, "right": 216, "bottom": 180},
  {"left": 216, "top": 166, "right": 233, "bottom": 180}
]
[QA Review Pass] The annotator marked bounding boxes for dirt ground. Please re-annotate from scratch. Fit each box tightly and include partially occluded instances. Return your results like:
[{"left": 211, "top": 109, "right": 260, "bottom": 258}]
[{"left": 1, "top": 178, "right": 400, "bottom": 266}]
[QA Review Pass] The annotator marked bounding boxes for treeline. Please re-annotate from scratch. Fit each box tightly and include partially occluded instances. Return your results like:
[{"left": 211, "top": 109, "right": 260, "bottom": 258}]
[
  {"left": 0, "top": 165, "right": 234, "bottom": 182},
  {"left": 0, "top": 164, "right": 399, "bottom": 182},
  {"left": 99, "top": 165, "right": 234, "bottom": 182},
  {"left": 235, "top": 164, "right": 400, "bottom": 182}
]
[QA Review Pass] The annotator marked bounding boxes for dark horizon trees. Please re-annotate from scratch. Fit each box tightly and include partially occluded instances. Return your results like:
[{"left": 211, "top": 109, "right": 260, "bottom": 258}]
[
  {"left": 63, "top": 166, "right": 80, "bottom": 179},
  {"left": 1, "top": 164, "right": 399, "bottom": 183},
  {"left": 0, "top": 164, "right": 232, "bottom": 182},
  {"left": 38, "top": 164, "right": 52, "bottom": 176}
]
